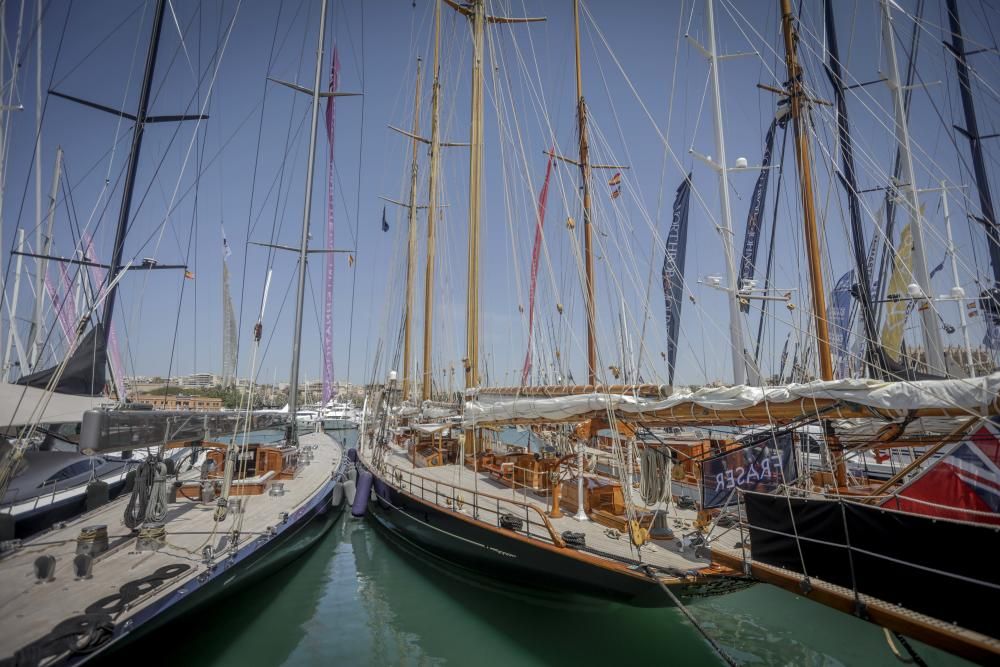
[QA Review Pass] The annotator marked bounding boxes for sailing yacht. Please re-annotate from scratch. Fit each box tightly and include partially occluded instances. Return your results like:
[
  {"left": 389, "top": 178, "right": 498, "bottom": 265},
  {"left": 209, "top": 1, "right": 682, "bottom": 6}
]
[
  {"left": 0, "top": 0, "right": 350, "bottom": 662},
  {"left": 355, "top": 0, "right": 999, "bottom": 662}
]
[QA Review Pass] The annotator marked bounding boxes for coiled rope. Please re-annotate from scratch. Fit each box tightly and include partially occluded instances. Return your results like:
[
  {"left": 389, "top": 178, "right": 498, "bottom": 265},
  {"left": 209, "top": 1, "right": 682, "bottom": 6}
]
[
  {"left": 639, "top": 446, "right": 672, "bottom": 506},
  {"left": 123, "top": 460, "right": 168, "bottom": 530}
]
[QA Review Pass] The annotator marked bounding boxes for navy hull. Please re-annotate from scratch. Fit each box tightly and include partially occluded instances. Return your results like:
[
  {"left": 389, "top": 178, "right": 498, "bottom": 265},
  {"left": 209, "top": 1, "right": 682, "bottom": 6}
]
[
  {"left": 61, "top": 477, "right": 347, "bottom": 666},
  {"left": 363, "top": 465, "right": 744, "bottom": 607}
]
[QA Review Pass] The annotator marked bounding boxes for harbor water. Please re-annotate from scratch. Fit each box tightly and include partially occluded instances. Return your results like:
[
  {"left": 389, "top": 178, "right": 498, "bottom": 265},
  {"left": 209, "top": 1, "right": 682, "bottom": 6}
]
[{"left": 128, "top": 429, "right": 968, "bottom": 667}]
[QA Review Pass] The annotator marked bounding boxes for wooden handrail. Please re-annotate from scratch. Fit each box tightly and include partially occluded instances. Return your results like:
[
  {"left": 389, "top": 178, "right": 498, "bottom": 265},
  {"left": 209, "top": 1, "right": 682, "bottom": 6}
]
[{"left": 384, "top": 461, "right": 566, "bottom": 548}]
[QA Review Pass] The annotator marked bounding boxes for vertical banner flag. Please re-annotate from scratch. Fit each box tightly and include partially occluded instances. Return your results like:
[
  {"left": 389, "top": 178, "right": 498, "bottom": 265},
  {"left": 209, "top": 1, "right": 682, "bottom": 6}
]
[
  {"left": 59, "top": 262, "right": 78, "bottom": 330},
  {"left": 828, "top": 270, "right": 854, "bottom": 378},
  {"left": 881, "top": 223, "right": 914, "bottom": 362},
  {"left": 737, "top": 118, "right": 779, "bottom": 312},
  {"left": 322, "top": 48, "right": 340, "bottom": 405},
  {"left": 381, "top": 206, "right": 389, "bottom": 232},
  {"left": 221, "top": 226, "right": 238, "bottom": 387},
  {"left": 662, "top": 174, "right": 692, "bottom": 386},
  {"left": 521, "top": 151, "right": 554, "bottom": 385}
]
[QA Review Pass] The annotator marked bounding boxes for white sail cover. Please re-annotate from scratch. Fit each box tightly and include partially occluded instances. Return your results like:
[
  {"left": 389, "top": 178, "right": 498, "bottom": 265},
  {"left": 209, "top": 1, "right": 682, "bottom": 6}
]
[
  {"left": 0, "top": 383, "right": 114, "bottom": 427},
  {"left": 463, "top": 373, "right": 1000, "bottom": 426}
]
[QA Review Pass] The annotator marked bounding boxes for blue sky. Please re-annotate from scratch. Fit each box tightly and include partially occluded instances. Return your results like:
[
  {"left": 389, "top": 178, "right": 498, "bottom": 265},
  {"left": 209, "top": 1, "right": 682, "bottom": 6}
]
[{"left": 2, "top": 0, "right": 999, "bottom": 390}]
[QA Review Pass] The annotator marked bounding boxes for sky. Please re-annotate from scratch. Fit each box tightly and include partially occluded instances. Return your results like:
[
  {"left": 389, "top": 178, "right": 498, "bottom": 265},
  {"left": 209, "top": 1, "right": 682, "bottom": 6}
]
[{"left": 2, "top": 0, "right": 999, "bottom": 392}]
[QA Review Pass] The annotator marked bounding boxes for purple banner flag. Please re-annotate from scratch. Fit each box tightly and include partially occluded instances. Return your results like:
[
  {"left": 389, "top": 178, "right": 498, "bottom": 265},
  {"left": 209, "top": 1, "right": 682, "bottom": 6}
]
[
  {"left": 44, "top": 272, "right": 74, "bottom": 342},
  {"left": 322, "top": 48, "right": 340, "bottom": 404},
  {"left": 84, "top": 236, "right": 126, "bottom": 400},
  {"left": 58, "top": 262, "right": 78, "bottom": 329}
]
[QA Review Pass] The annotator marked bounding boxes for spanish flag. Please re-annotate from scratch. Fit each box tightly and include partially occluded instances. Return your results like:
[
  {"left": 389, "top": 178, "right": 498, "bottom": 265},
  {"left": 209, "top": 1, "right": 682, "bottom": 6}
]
[
  {"left": 184, "top": 270, "right": 195, "bottom": 280},
  {"left": 608, "top": 172, "right": 621, "bottom": 186},
  {"left": 611, "top": 187, "right": 622, "bottom": 200}
]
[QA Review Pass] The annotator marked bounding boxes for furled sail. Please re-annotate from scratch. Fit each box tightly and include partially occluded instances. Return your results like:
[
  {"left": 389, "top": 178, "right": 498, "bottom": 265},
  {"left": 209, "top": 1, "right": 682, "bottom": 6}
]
[
  {"left": 881, "top": 223, "right": 914, "bottom": 363},
  {"left": 521, "top": 151, "right": 554, "bottom": 385},
  {"left": 662, "top": 174, "right": 692, "bottom": 386}
]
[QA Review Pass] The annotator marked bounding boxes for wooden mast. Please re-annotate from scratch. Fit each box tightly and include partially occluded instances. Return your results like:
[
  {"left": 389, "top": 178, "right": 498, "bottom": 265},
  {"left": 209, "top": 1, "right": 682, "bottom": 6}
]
[
  {"left": 779, "top": 0, "right": 845, "bottom": 486},
  {"left": 466, "top": 0, "right": 485, "bottom": 395},
  {"left": 422, "top": 0, "right": 442, "bottom": 402},
  {"left": 444, "top": 0, "right": 542, "bottom": 456},
  {"left": 778, "top": 0, "right": 833, "bottom": 383},
  {"left": 402, "top": 59, "right": 423, "bottom": 402},
  {"left": 573, "top": 0, "right": 598, "bottom": 386}
]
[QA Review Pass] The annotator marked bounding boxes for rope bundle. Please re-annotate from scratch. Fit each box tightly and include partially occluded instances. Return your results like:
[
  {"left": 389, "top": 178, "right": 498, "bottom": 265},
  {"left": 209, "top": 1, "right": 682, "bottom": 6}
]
[
  {"left": 123, "top": 460, "right": 168, "bottom": 530},
  {"left": 639, "top": 447, "right": 673, "bottom": 506}
]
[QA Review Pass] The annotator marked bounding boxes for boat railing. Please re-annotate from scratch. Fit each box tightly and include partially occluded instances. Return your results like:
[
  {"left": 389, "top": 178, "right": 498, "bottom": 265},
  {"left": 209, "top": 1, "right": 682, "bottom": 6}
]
[
  {"left": 382, "top": 461, "right": 566, "bottom": 548},
  {"left": 2, "top": 474, "right": 67, "bottom": 515}
]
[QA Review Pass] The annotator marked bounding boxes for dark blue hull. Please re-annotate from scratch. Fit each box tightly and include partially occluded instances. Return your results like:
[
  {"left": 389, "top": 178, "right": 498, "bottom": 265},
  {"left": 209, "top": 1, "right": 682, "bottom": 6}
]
[
  {"left": 59, "top": 476, "right": 346, "bottom": 666},
  {"left": 362, "top": 464, "right": 746, "bottom": 607}
]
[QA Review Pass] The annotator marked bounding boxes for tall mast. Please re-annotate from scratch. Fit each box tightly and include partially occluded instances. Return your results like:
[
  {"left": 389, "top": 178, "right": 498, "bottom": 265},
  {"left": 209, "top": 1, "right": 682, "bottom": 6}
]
[
  {"left": 99, "top": 0, "right": 168, "bottom": 354},
  {"left": 34, "top": 146, "right": 62, "bottom": 362},
  {"left": 880, "top": 0, "right": 945, "bottom": 374},
  {"left": 402, "top": 59, "right": 423, "bottom": 402},
  {"left": 465, "top": 0, "right": 485, "bottom": 393},
  {"left": 572, "top": 0, "right": 598, "bottom": 386},
  {"left": 422, "top": 0, "right": 442, "bottom": 402},
  {"left": 941, "top": 183, "right": 975, "bottom": 377},
  {"left": 945, "top": 0, "right": 1000, "bottom": 315},
  {"left": 778, "top": 0, "right": 833, "bottom": 382},
  {"left": 823, "top": 0, "right": 885, "bottom": 379},
  {"left": 780, "top": 0, "right": 846, "bottom": 486},
  {"left": 287, "top": 0, "right": 330, "bottom": 431},
  {"left": 703, "top": 0, "right": 752, "bottom": 386},
  {"left": 27, "top": 0, "right": 42, "bottom": 370}
]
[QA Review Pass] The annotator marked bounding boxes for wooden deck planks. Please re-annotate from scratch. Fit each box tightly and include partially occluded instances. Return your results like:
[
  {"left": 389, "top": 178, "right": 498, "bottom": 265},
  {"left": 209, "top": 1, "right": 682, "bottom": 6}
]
[
  {"left": 0, "top": 431, "right": 342, "bottom": 658},
  {"left": 383, "top": 449, "right": 743, "bottom": 574}
]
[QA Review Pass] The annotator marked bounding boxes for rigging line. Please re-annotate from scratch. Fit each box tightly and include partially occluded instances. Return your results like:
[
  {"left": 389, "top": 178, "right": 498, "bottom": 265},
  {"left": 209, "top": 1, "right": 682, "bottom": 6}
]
[
  {"left": 251, "top": 270, "right": 297, "bottom": 386},
  {"left": 637, "top": 0, "right": 688, "bottom": 381},
  {"left": 234, "top": 0, "right": 292, "bottom": 384},
  {"left": 786, "top": 12, "right": 990, "bottom": 331},
  {"left": 48, "top": 2, "right": 145, "bottom": 89},
  {"left": 800, "top": 31, "right": 989, "bottom": 294},
  {"left": 166, "top": 0, "right": 196, "bottom": 80},
  {"left": 9, "top": 0, "right": 53, "bottom": 69},
  {"left": 123, "top": 0, "right": 241, "bottom": 260},
  {"left": 641, "top": 565, "right": 740, "bottom": 667},
  {"left": 260, "top": 0, "right": 313, "bottom": 296},
  {"left": 579, "top": 2, "right": 729, "bottom": 278},
  {"left": 8, "top": 0, "right": 71, "bottom": 245},
  {"left": 345, "top": 0, "right": 367, "bottom": 383},
  {"left": 125, "top": 3, "right": 243, "bottom": 368}
]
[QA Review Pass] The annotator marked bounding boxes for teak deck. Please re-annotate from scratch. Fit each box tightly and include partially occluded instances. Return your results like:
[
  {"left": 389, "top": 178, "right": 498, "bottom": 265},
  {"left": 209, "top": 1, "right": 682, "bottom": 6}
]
[
  {"left": 0, "top": 431, "right": 342, "bottom": 662},
  {"left": 384, "top": 448, "right": 743, "bottom": 577}
]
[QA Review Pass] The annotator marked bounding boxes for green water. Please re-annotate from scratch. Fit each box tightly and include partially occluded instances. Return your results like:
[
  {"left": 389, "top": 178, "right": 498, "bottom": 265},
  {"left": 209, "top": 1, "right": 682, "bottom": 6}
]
[{"left": 139, "top": 432, "right": 969, "bottom": 667}]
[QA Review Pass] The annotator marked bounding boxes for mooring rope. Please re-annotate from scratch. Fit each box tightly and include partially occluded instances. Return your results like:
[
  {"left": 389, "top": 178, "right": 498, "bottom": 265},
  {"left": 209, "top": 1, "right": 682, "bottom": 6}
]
[{"left": 642, "top": 565, "right": 739, "bottom": 667}]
